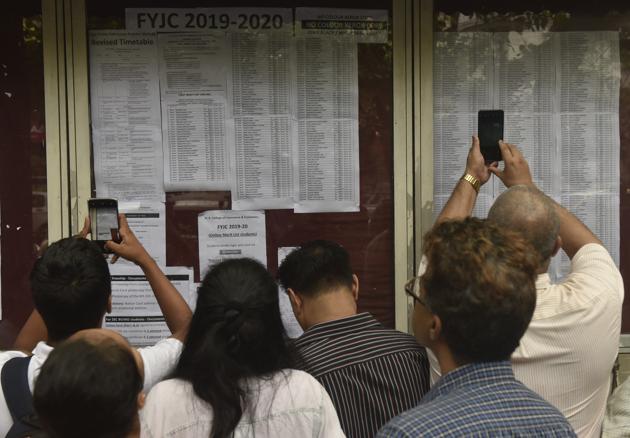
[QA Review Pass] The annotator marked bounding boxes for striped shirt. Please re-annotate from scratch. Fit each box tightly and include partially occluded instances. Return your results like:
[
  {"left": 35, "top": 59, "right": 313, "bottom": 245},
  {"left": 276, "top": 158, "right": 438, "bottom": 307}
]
[
  {"left": 293, "top": 313, "right": 429, "bottom": 438},
  {"left": 378, "top": 361, "right": 577, "bottom": 437}
]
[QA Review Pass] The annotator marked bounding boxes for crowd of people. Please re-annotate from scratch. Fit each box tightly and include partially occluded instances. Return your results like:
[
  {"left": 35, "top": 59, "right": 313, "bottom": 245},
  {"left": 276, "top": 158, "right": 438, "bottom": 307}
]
[{"left": 0, "top": 137, "right": 625, "bottom": 437}]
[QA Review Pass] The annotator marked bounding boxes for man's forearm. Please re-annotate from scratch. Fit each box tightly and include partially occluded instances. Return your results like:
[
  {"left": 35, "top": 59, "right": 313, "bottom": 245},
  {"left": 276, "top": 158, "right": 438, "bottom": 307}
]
[
  {"left": 436, "top": 177, "right": 478, "bottom": 223},
  {"left": 138, "top": 257, "right": 191, "bottom": 340},
  {"left": 549, "top": 197, "right": 601, "bottom": 259}
]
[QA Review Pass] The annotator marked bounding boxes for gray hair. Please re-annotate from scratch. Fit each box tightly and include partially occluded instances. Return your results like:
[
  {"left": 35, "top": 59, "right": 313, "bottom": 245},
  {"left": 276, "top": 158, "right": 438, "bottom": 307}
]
[{"left": 487, "top": 185, "right": 559, "bottom": 262}]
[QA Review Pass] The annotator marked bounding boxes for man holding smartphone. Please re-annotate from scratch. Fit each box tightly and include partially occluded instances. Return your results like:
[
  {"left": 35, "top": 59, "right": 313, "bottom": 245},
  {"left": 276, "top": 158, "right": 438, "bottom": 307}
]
[
  {"left": 429, "top": 136, "right": 623, "bottom": 437},
  {"left": 0, "top": 215, "right": 191, "bottom": 437}
]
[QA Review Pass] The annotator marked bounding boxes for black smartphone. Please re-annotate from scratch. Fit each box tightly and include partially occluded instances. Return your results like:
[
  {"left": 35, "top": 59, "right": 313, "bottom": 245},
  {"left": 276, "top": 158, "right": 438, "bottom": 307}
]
[
  {"left": 478, "top": 110, "right": 504, "bottom": 162},
  {"left": 88, "top": 198, "right": 119, "bottom": 253}
]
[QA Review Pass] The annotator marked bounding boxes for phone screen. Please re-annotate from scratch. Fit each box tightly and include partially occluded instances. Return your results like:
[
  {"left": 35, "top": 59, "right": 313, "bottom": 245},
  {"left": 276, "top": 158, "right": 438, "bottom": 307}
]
[
  {"left": 91, "top": 207, "right": 118, "bottom": 241},
  {"left": 478, "top": 110, "right": 504, "bottom": 162},
  {"left": 88, "top": 199, "right": 119, "bottom": 251}
]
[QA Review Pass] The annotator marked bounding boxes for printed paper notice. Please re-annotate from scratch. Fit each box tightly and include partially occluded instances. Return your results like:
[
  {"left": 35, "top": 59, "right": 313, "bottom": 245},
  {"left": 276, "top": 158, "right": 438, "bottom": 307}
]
[
  {"left": 295, "top": 8, "right": 388, "bottom": 43},
  {"left": 198, "top": 210, "right": 267, "bottom": 276},
  {"left": 294, "top": 13, "right": 360, "bottom": 213},
  {"left": 158, "top": 32, "right": 231, "bottom": 191},
  {"left": 105, "top": 266, "right": 192, "bottom": 347},
  {"left": 229, "top": 9, "right": 296, "bottom": 210},
  {"left": 89, "top": 31, "right": 164, "bottom": 201},
  {"left": 278, "top": 246, "right": 304, "bottom": 339},
  {"left": 118, "top": 201, "right": 166, "bottom": 266},
  {"left": 433, "top": 31, "right": 620, "bottom": 279}
]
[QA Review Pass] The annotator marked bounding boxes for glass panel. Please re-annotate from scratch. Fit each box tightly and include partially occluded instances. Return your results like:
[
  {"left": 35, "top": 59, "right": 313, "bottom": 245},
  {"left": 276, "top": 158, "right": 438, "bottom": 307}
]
[
  {"left": 86, "top": 0, "right": 396, "bottom": 330},
  {"left": 0, "top": 2, "right": 47, "bottom": 348},
  {"left": 433, "top": 0, "right": 630, "bottom": 331}
]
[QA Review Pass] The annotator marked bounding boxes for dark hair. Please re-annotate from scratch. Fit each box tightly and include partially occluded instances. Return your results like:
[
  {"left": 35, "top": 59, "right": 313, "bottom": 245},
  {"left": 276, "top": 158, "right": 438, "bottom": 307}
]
[
  {"left": 30, "top": 238, "right": 111, "bottom": 342},
  {"left": 33, "top": 337, "right": 142, "bottom": 438},
  {"left": 422, "top": 217, "right": 538, "bottom": 363},
  {"left": 277, "top": 240, "right": 353, "bottom": 296},
  {"left": 175, "top": 258, "right": 293, "bottom": 438}
]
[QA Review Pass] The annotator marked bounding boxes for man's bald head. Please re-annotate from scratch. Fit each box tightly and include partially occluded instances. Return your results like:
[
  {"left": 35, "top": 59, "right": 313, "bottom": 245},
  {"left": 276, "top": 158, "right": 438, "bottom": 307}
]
[{"left": 488, "top": 185, "right": 560, "bottom": 264}]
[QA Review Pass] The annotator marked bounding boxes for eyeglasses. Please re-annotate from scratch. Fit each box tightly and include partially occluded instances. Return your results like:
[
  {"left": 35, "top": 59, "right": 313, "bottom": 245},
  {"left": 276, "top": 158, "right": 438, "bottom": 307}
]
[{"left": 404, "top": 276, "right": 427, "bottom": 307}]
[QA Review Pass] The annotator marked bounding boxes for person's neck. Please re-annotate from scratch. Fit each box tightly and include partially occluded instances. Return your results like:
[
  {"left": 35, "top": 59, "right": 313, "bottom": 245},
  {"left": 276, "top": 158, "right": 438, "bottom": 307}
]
[
  {"left": 127, "top": 416, "right": 141, "bottom": 438},
  {"left": 432, "top": 342, "right": 464, "bottom": 376},
  {"left": 303, "top": 291, "right": 357, "bottom": 330},
  {"left": 46, "top": 338, "right": 65, "bottom": 348},
  {"left": 537, "top": 257, "right": 552, "bottom": 275}
]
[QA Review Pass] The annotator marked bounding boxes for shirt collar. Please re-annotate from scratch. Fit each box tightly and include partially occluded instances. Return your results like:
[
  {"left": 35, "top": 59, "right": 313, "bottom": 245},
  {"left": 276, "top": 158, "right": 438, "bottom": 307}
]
[
  {"left": 32, "top": 341, "right": 54, "bottom": 359},
  {"left": 426, "top": 361, "right": 515, "bottom": 401},
  {"left": 294, "top": 312, "right": 381, "bottom": 347},
  {"left": 536, "top": 273, "right": 551, "bottom": 290}
]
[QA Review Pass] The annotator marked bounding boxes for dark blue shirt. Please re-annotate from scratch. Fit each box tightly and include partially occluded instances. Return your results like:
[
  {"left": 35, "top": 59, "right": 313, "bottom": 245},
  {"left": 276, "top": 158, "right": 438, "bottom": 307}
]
[{"left": 378, "top": 361, "right": 576, "bottom": 437}]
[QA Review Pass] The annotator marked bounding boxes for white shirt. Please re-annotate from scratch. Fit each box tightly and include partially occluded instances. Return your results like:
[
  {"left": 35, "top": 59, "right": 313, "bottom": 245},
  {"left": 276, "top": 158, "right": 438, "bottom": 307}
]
[
  {"left": 140, "top": 369, "right": 346, "bottom": 438},
  {"left": 0, "top": 337, "right": 182, "bottom": 437},
  {"left": 602, "top": 373, "right": 630, "bottom": 437},
  {"left": 426, "top": 243, "right": 623, "bottom": 438}
]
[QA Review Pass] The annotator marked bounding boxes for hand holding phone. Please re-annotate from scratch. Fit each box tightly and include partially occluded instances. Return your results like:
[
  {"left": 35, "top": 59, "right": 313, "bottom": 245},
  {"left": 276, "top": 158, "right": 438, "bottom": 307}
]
[
  {"left": 105, "top": 214, "right": 152, "bottom": 266},
  {"left": 478, "top": 110, "right": 504, "bottom": 162},
  {"left": 88, "top": 198, "right": 120, "bottom": 253}
]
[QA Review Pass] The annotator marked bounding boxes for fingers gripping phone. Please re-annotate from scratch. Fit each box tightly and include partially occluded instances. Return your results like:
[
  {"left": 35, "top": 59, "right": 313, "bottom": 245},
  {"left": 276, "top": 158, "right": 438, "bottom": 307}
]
[
  {"left": 478, "top": 110, "right": 504, "bottom": 162},
  {"left": 88, "top": 198, "right": 120, "bottom": 253}
]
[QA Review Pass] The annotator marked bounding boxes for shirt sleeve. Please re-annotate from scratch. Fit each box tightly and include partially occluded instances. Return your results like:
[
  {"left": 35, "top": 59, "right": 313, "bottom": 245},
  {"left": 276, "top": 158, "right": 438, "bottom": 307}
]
[
  {"left": 138, "top": 337, "right": 183, "bottom": 391},
  {"left": 566, "top": 243, "right": 624, "bottom": 303}
]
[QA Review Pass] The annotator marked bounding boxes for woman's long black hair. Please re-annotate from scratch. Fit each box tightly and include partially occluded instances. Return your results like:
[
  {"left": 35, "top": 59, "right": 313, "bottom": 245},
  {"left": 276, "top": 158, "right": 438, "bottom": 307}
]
[{"left": 174, "top": 258, "right": 294, "bottom": 438}]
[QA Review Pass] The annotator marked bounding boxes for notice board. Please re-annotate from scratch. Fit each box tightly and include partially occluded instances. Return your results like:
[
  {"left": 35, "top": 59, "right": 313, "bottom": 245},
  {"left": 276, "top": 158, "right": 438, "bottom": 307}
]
[
  {"left": 87, "top": 0, "right": 396, "bottom": 329},
  {"left": 435, "top": 0, "right": 630, "bottom": 331}
]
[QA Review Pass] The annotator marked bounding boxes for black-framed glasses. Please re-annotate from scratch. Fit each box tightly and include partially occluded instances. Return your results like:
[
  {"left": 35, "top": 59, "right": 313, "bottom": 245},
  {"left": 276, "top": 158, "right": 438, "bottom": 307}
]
[{"left": 404, "top": 276, "right": 427, "bottom": 306}]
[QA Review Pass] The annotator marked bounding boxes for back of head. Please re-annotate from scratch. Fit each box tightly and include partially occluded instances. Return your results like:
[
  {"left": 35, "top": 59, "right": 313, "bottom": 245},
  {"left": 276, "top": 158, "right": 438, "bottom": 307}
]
[
  {"left": 30, "top": 237, "right": 111, "bottom": 342},
  {"left": 422, "top": 217, "right": 538, "bottom": 363},
  {"left": 277, "top": 240, "right": 353, "bottom": 296},
  {"left": 175, "top": 258, "right": 292, "bottom": 438},
  {"left": 487, "top": 185, "right": 559, "bottom": 263},
  {"left": 33, "top": 336, "right": 142, "bottom": 438}
]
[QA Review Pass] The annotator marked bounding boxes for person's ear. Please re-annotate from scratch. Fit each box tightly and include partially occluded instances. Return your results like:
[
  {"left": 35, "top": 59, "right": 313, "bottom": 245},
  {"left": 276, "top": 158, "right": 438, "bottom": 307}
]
[
  {"left": 287, "top": 288, "right": 302, "bottom": 315},
  {"left": 107, "top": 295, "right": 112, "bottom": 314},
  {"left": 351, "top": 274, "right": 359, "bottom": 301},
  {"left": 137, "top": 391, "right": 146, "bottom": 410},
  {"left": 551, "top": 236, "right": 562, "bottom": 257},
  {"left": 429, "top": 315, "right": 442, "bottom": 342}
]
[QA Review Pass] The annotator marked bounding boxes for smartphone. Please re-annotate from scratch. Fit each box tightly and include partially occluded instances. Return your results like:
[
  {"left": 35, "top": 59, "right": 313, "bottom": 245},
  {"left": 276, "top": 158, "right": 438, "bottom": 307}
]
[
  {"left": 478, "top": 110, "right": 504, "bottom": 162},
  {"left": 88, "top": 198, "right": 119, "bottom": 253}
]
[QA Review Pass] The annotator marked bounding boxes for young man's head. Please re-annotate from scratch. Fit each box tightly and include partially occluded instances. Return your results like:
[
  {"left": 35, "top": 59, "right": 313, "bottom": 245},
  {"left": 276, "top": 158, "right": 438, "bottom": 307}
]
[
  {"left": 411, "top": 217, "right": 538, "bottom": 367},
  {"left": 277, "top": 240, "right": 359, "bottom": 330},
  {"left": 487, "top": 184, "right": 561, "bottom": 271},
  {"left": 33, "top": 329, "right": 144, "bottom": 438},
  {"left": 30, "top": 237, "right": 111, "bottom": 343}
]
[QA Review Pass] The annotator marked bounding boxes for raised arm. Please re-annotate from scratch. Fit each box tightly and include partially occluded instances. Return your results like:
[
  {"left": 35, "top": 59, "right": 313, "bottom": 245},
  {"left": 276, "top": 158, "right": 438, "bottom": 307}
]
[
  {"left": 489, "top": 141, "right": 601, "bottom": 259},
  {"left": 105, "top": 214, "right": 191, "bottom": 341},
  {"left": 436, "top": 136, "right": 497, "bottom": 223}
]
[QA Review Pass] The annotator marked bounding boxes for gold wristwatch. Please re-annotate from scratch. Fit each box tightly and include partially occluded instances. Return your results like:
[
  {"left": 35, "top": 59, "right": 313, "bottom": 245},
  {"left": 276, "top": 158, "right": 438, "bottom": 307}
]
[{"left": 461, "top": 173, "right": 481, "bottom": 193}]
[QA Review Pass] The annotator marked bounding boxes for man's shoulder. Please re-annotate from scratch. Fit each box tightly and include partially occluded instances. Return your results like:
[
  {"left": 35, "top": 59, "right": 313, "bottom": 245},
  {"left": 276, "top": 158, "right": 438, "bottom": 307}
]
[
  {"left": 295, "top": 326, "right": 425, "bottom": 367},
  {"left": 0, "top": 350, "right": 31, "bottom": 438},
  {"left": 380, "top": 382, "right": 574, "bottom": 437},
  {"left": 378, "top": 400, "right": 449, "bottom": 436},
  {"left": 0, "top": 350, "right": 29, "bottom": 368},
  {"left": 565, "top": 243, "right": 623, "bottom": 296}
]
